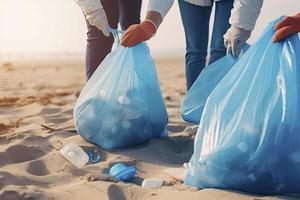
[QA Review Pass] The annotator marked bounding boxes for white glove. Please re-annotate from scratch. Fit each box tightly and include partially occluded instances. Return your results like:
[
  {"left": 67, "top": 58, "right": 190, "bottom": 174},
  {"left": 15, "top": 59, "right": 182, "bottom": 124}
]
[
  {"left": 75, "top": 0, "right": 110, "bottom": 36},
  {"left": 224, "top": 26, "right": 251, "bottom": 57}
]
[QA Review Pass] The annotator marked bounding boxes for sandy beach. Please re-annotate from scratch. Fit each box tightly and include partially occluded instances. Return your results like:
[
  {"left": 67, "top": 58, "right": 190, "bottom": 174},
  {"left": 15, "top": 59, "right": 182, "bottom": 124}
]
[{"left": 0, "top": 58, "right": 291, "bottom": 200}]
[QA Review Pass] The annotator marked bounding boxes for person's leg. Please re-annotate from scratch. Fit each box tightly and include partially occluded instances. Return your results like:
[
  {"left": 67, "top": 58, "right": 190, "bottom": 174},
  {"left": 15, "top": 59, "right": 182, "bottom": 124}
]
[
  {"left": 85, "top": 0, "right": 119, "bottom": 79},
  {"left": 119, "top": 0, "right": 142, "bottom": 30},
  {"left": 208, "top": 0, "right": 234, "bottom": 64},
  {"left": 178, "top": 0, "right": 212, "bottom": 90}
]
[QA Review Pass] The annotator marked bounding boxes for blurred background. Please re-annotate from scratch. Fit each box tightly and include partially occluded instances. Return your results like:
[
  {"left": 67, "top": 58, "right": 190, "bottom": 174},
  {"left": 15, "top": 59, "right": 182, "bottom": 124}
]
[{"left": 0, "top": 0, "right": 300, "bottom": 61}]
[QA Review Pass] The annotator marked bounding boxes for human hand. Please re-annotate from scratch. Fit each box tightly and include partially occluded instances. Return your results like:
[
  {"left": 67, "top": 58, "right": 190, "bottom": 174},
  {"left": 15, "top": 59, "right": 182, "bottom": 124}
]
[
  {"left": 224, "top": 26, "right": 251, "bottom": 57},
  {"left": 121, "top": 20, "right": 157, "bottom": 47},
  {"left": 273, "top": 13, "right": 300, "bottom": 42}
]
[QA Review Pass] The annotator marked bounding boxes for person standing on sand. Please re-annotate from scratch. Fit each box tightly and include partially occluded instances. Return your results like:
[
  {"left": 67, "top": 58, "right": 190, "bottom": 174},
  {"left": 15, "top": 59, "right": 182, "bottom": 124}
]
[
  {"left": 75, "top": 0, "right": 142, "bottom": 79},
  {"left": 121, "top": 0, "right": 264, "bottom": 90},
  {"left": 121, "top": 0, "right": 236, "bottom": 90}
]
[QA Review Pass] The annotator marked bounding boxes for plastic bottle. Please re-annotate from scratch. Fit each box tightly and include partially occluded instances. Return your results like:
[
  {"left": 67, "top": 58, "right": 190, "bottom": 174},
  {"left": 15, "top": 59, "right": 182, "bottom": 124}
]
[
  {"left": 142, "top": 178, "right": 163, "bottom": 188},
  {"left": 60, "top": 143, "right": 89, "bottom": 168}
]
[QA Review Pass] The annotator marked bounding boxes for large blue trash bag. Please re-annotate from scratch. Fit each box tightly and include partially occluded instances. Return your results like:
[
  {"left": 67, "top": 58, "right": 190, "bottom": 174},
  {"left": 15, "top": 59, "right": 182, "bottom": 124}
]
[
  {"left": 74, "top": 31, "right": 168, "bottom": 150},
  {"left": 181, "top": 44, "right": 249, "bottom": 124},
  {"left": 185, "top": 17, "right": 300, "bottom": 195}
]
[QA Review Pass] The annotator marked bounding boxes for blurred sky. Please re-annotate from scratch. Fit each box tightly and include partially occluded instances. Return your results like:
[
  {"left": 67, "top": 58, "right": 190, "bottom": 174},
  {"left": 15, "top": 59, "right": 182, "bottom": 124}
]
[{"left": 0, "top": 0, "right": 299, "bottom": 59}]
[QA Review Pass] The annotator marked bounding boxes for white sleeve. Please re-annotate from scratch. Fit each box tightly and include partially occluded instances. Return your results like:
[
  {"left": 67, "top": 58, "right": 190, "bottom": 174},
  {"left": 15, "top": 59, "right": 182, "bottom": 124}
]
[
  {"left": 229, "top": 0, "right": 264, "bottom": 31},
  {"left": 148, "top": 0, "right": 175, "bottom": 19},
  {"left": 75, "top": 0, "right": 102, "bottom": 15}
]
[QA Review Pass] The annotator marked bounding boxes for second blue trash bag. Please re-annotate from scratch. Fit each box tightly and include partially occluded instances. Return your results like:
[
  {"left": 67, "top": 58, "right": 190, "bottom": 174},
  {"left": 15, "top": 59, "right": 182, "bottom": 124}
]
[
  {"left": 181, "top": 45, "right": 249, "bottom": 124},
  {"left": 185, "top": 17, "right": 300, "bottom": 195},
  {"left": 74, "top": 31, "right": 168, "bottom": 150}
]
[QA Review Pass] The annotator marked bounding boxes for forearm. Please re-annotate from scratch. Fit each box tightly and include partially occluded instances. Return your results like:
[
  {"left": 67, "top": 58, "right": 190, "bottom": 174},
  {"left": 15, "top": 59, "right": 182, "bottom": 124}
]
[
  {"left": 145, "top": 11, "right": 163, "bottom": 29},
  {"left": 229, "top": 0, "right": 264, "bottom": 31},
  {"left": 147, "top": 0, "right": 174, "bottom": 27},
  {"left": 75, "top": 0, "right": 102, "bottom": 15}
]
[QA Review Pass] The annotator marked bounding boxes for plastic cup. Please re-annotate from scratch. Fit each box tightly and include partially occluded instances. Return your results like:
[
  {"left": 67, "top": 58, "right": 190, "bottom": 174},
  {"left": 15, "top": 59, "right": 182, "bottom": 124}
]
[{"left": 109, "top": 163, "right": 136, "bottom": 181}]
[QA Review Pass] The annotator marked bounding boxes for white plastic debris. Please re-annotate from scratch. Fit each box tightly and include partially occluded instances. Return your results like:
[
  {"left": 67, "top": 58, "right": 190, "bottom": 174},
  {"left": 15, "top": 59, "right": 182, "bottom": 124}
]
[
  {"left": 142, "top": 178, "right": 163, "bottom": 188},
  {"left": 118, "top": 95, "right": 130, "bottom": 105},
  {"left": 183, "top": 163, "right": 188, "bottom": 169},
  {"left": 60, "top": 143, "right": 89, "bottom": 168}
]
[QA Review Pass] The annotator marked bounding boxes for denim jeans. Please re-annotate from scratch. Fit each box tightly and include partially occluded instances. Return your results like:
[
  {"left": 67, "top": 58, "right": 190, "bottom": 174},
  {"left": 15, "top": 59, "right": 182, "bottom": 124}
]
[
  {"left": 178, "top": 0, "right": 234, "bottom": 90},
  {"left": 85, "top": 0, "right": 142, "bottom": 79}
]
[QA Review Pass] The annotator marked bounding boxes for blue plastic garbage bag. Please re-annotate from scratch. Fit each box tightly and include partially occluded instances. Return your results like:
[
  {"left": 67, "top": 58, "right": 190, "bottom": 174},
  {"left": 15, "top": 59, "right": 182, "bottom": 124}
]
[
  {"left": 74, "top": 31, "right": 168, "bottom": 150},
  {"left": 185, "top": 17, "right": 300, "bottom": 195},
  {"left": 181, "top": 44, "right": 249, "bottom": 124}
]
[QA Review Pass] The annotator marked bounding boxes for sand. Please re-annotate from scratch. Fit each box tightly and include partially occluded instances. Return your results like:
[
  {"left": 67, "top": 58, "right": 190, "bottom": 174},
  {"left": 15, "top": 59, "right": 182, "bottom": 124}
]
[{"left": 0, "top": 58, "right": 290, "bottom": 200}]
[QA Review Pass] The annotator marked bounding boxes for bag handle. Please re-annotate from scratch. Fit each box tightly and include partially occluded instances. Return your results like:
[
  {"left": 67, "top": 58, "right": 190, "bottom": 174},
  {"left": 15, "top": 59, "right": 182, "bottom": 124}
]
[{"left": 109, "top": 28, "right": 124, "bottom": 44}]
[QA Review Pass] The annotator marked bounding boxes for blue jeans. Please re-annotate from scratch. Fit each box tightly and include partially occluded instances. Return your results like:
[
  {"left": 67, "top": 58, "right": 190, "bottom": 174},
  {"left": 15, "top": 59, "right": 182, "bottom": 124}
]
[
  {"left": 178, "top": 0, "right": 234, "bottom": 90},
  {"left": 85, "top": 0, "right": 142, "bottom": 79}
]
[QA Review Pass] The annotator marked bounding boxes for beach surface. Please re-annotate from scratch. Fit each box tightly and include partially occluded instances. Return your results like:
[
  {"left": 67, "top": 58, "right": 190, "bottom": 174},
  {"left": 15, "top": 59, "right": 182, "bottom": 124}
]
[{"left": 0, "top": 59, "right": 288, "bottom": 200}]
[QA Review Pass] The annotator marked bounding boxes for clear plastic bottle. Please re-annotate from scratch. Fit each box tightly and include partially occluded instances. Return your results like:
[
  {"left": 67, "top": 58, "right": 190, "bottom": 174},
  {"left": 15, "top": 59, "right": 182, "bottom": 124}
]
[
  {"left": 142, "top": 178, "right": 163, "bottom": 188},
  {"left": 60, "top": 143, "right": 89, "bottom": 168}
]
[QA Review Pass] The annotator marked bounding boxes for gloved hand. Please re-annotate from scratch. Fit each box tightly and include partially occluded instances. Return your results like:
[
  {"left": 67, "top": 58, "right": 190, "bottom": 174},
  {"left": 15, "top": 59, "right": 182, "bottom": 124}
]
[
  {"left": 75, "top": 0, "right": 110, "bottom": 36},
  {"left": 121, "top": 20, "right": 157, "bottom": 47},
  {"left": 273, "top": 13, "right": 300, "bottom": 42},
  {"left": 224, "top": 26, "right": 251, "bottom": 57}
]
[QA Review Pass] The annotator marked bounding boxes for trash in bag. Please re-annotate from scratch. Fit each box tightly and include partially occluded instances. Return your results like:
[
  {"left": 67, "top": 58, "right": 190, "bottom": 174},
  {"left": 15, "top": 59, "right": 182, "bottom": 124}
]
[
  {"left": 74, "top": 30, "right": 168, "bottom": 150},
  {"left": 185, "top": 17, "right": 300, "bottom": 195},
  {"left": 181, "top": 44, "right": 249, "bottom": 124}
]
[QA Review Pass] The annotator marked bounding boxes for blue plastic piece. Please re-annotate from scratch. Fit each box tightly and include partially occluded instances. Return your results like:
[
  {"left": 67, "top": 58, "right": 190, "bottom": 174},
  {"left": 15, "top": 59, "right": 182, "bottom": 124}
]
[
  {"left": 73, "top": 30, "right": 168, "bottom": 149},
  {"left": 185, "top": 17, "right": 300, "bottom": 195},
  {"left": 87, "top": 149, "right": 101, "bottom": 163},
  {"left": 109, "top": 163, "right": 136, "bottom": 181},
  {"left": 181, "top": 44, "right": 250, "bottom": 124}
]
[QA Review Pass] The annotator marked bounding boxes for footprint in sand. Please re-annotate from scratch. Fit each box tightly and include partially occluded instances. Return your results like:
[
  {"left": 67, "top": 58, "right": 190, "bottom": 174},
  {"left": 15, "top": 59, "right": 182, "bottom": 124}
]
[
  {"left": 40, "top": 107, "right": 61, "bottom": 115},
  {"left": 41, "top": 107, "right": 71, "bottom": 124},
  {"left": 0, "top": 123, "right": 13, "bottom": 134},
  {"left": 0, "top": 145, "right": 45, "bottom": 167},
  {"left": 115, "top": 136, "right": 194, "bottom": 165},
  {"left": 61, "top": 108, "right": 73, "bottom": 115},
  {"left": 44, "top": 116, "right": 71, "bottom": 124},
  {"left": 26, "top": 160, "right": 50, "bottom": 176},
  {"left": 0, "top": 191, "right": 22, "bottom": 200},
  {"left": 0, "top": 189, "right": 44, "bottom": 200},
  {"left": 0, "top": 171, "right": 49, "bottom": 189},
  {"left": 0, "top": 136, "right": 9, "bottom": 145},
  {"left": 108, "top": 184, "right": 127, "bottom": 200}
]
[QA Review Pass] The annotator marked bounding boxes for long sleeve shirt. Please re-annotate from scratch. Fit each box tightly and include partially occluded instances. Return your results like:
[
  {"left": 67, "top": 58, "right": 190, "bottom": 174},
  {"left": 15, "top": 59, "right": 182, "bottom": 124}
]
[{"left": 148, "top": 0, "right": 264, "bottom": 31}]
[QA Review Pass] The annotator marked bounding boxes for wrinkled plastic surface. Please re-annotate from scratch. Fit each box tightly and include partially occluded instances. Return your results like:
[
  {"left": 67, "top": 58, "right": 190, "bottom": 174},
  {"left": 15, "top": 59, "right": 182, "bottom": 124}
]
[
  {"left": 74, "top": 32, "right": 168, "bottom": 150},
  {"left": 185, "top": 17, "right": 300, "bottom": 195},
  {"left": 181, "top": 44, "right": 249, "bottom": 124},
  {"left": 60, "top": 143, "right": 89, "bottom": 168},
  {"left": 109, "top": 163, "right": 136, "bottom": 181}
]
